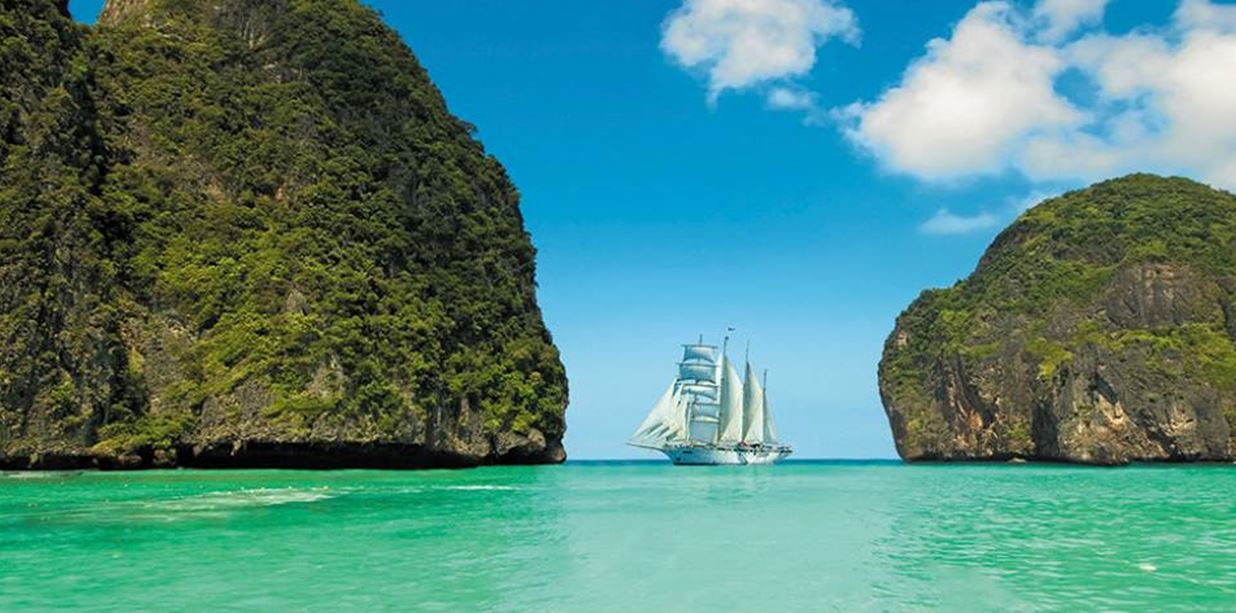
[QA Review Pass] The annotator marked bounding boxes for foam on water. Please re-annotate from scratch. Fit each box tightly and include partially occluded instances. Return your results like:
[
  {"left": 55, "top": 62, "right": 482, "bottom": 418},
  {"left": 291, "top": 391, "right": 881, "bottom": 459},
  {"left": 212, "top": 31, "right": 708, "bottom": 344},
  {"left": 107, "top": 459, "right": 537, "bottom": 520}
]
[
  {"left": 2, "top": 471, "right": 70, "bottom": 480},
  {"left": 148, "top": 487, "right": 338, "bottom": 513}
]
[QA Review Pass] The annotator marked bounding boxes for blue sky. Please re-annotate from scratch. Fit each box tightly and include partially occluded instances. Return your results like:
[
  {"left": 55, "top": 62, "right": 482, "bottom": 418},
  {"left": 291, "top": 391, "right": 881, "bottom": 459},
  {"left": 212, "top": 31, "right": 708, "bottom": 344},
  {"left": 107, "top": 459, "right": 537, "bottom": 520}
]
[{"left": 69, "top": 0, "right": 1236, "bottom": 459}]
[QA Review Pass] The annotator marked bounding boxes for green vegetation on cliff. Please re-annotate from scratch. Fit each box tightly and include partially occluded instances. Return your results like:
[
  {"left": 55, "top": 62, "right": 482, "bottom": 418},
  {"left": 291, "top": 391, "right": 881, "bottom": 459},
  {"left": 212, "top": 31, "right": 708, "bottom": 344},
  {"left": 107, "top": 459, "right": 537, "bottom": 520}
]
[
  {"left": 0, "top": 0, "right": 566, "bottom": 468},
  {"left": 881, "top": 175, "right": 1236, "bottom": 464}
]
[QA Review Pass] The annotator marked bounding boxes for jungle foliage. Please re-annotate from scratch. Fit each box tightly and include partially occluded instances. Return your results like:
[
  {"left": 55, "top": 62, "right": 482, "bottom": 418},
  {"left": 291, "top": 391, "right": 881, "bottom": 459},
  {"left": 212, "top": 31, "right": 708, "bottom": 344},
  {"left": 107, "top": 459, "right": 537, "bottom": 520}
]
[
  {"left": 882, "top": 174, "right": 1236, "bottom": 435},
  {"left": 0, "top": 0, "right": 566, "bottom": 458}
]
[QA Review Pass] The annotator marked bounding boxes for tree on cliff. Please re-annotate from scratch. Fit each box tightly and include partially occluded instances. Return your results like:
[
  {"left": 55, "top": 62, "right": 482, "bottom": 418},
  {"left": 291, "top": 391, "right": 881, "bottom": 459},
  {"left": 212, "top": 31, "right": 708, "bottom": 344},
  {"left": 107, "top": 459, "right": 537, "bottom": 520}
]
[
  {"left": 881, "top": 174, "right": 1236, "bottom": 465},
  {"left": 0, "top": 0, "right": 567, "bottom": 468}
]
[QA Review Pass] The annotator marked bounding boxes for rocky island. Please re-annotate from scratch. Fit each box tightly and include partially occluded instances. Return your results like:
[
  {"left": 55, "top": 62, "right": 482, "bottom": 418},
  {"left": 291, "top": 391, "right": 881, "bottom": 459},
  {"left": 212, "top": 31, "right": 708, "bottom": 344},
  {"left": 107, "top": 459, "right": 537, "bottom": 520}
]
[
  {"left": 880, "top": 174, "right": 1236, "bottom": 465},
  {"left": 0, "top": 0, "right": 567, "bottom": 469}
]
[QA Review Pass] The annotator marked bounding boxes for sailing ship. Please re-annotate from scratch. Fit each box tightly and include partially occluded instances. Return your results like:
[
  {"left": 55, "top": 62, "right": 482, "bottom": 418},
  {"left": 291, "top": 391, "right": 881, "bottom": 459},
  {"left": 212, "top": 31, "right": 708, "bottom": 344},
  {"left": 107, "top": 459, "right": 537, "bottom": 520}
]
[{"left": 628, "top": 335, "right": 792, "bottom": 465}]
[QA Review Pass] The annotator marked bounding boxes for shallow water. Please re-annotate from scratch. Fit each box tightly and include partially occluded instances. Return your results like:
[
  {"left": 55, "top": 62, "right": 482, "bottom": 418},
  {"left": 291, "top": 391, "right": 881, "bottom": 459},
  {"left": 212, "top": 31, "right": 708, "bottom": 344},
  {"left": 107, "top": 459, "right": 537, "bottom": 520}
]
[{"left": 2, "top": 461, "right": 1234, "bottom": 611}]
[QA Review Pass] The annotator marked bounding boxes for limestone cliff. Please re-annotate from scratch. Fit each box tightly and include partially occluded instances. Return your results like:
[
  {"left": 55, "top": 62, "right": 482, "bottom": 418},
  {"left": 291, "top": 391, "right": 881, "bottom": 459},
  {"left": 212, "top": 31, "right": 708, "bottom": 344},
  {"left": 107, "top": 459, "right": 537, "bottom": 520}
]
[
  {"left": 0, "top": 0, "right": 567, "bottom": 469},
  {"left": 880, "top": 175, "right": 1236, "bottom": 465}
]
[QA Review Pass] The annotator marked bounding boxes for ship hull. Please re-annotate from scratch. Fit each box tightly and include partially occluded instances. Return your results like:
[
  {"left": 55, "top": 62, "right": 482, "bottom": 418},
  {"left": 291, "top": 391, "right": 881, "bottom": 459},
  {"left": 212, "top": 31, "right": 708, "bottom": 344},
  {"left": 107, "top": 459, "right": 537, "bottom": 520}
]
[{"left": 661, "top": 445, "right": 792, "bottom": 465}]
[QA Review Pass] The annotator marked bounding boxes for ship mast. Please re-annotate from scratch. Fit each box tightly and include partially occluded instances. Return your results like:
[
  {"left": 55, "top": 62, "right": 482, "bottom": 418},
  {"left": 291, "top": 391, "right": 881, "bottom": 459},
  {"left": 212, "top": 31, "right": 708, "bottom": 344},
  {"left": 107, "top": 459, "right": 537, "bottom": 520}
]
[{"left": 719, "top": 330, "right": 730, "bottom": 445}]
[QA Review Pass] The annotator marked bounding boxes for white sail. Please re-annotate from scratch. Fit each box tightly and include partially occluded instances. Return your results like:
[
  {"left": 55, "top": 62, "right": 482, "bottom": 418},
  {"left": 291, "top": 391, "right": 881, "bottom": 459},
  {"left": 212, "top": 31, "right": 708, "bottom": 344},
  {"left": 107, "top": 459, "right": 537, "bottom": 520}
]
[
  {"left": 678, "top": 362, "right": 716, "bottom": 382},
  {"left": 742, "top": 362, "right": 766, "bottom": 444},
  {"left": 716, "top": 356, "right": 744, "bottom": 443},
  {"left": 689, "top": 420, "right": 719, "bottom": 443},
  {"left": 679, "top": 382, "right": 718, "bottom": 400},
  {"left": 763, "top": 389, "right": 779, "bottom": 444},
  {"left": 682, "top": 344, "right": 717, "bottom": 363},
  {"left": 671, "top": 393, "right": 691, "bottom": 441},
  {"left": 690, "top": 401, "right": 721, "bottom": 420},
  {"left": 630, "top": 382, "right": 690, "bottom": 447}
]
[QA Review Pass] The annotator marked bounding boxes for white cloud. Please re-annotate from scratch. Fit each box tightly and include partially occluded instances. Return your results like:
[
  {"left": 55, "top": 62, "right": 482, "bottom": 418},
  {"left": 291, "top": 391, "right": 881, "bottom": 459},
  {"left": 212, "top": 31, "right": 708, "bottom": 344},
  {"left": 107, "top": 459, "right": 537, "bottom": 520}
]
[
  {"left": 839, "top": 0, "right": 1236, "bottom": 191},
  {"left": 842, "top": 2, "right": 1082, "bottom": 179},
  {"left": 920, "top": 189, "right": 1063, "bottom": 238},
  {"left": 920, "top": 209, "right": 1001, "bottom": 235},
  {"left": 1033, "top": 0, "right": 1110, "bottom": 42},
  {"left": 1030, "top": 6, "right": 1236, "bottom": 188},
  {"left": 767, "top": 87, "right": 818, "bottom": 111},
  {"left": 1175, "top": 0, "right": 1236, "bottom": 32},
  {"left": 661, "top": 0, "right": 860, "bottom": 104},
  {"left": 766, "top": 86, "right": 831, "bottom": 125}
]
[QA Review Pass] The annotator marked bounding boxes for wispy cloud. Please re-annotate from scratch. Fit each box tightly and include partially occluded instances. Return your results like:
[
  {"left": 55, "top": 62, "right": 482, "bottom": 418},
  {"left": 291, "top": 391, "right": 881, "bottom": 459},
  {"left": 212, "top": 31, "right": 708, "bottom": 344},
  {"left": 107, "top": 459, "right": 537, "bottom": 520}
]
[
  {"left": 919, "top": 209, "right": 1001, "bottom": 235},
  {"left": 766, "top": 86, "right": 830, "bottom": 125},
  {"left": 661, "top": 0, "right": 860, "bottom": 110},
  {"left": 767, "top": 87, "right": 818, "bottom": 111},
  {"left": 1013, "top": 189, "right": 1057, "bottom": 212},
  {"left": 920, "top": 189, "right": 1065, "bottom": 237}
]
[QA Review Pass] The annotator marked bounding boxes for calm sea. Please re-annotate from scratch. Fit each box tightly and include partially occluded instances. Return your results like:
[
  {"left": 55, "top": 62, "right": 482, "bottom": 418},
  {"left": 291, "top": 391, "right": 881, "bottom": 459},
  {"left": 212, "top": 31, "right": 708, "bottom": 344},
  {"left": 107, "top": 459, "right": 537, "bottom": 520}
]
[{"left": 2, "top": 461, "right": 1234, "bottom": 611}]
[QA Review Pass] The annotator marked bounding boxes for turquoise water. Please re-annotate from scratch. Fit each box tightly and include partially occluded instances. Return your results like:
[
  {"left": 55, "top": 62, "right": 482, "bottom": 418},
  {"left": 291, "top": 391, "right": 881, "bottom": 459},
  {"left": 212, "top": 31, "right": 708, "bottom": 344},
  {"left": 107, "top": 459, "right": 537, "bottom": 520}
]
[{"left": 2, "top": 462, "right": 1235, "bottom": 611}]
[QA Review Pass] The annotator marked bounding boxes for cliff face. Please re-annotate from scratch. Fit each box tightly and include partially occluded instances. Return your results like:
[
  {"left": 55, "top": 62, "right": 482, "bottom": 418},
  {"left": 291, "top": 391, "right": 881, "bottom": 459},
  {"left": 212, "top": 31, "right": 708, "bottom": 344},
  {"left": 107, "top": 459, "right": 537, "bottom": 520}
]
[
  {"left": 880, "top": 175, "right": 1236, "bottom": 465},
  {"left": 0, "top": 0, "right": 567, "bottom": 469}
]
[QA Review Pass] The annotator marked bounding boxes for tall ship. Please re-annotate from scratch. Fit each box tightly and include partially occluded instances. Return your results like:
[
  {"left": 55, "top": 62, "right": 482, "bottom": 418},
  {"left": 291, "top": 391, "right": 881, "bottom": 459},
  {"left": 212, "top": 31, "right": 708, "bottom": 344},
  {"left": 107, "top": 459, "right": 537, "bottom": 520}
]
[{"left": 628, "top": 335, "right": 792, "bottom": 465}]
